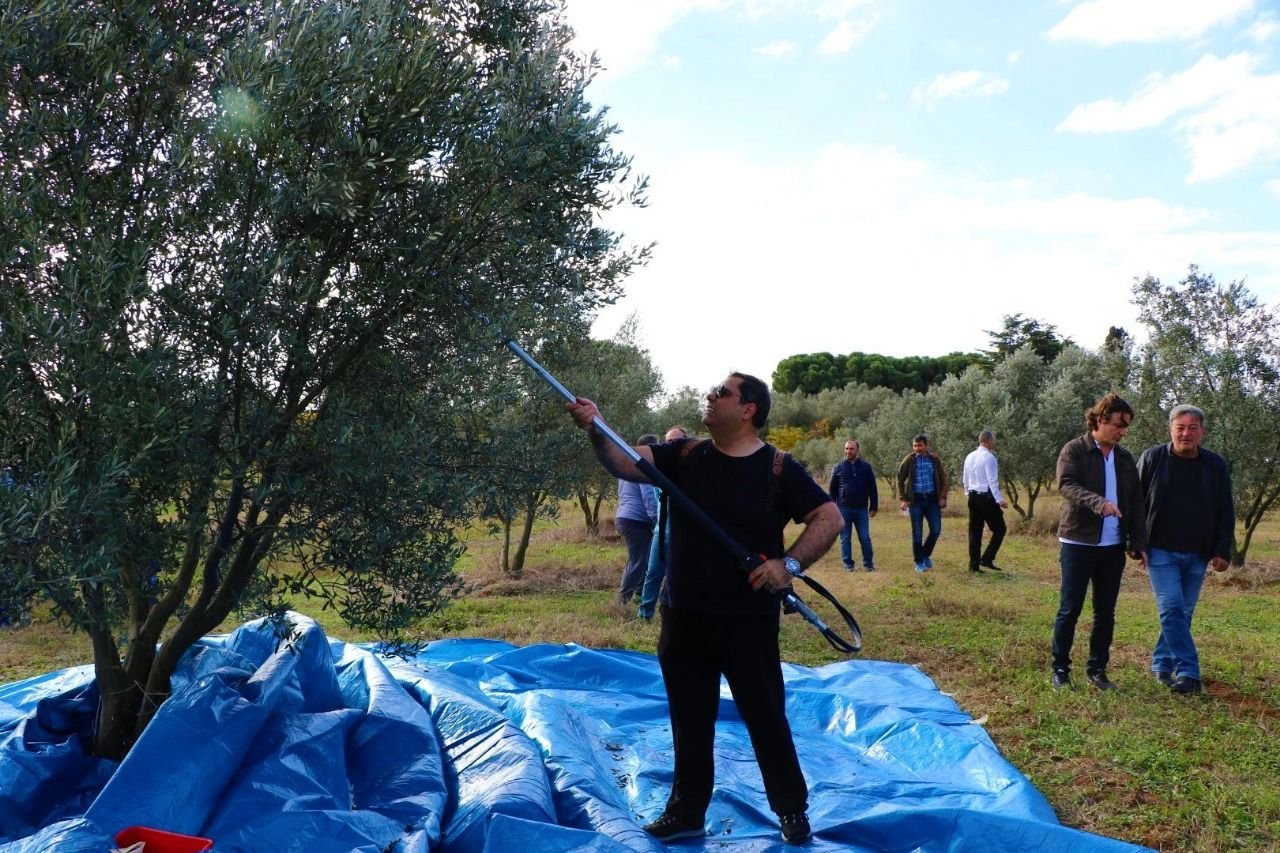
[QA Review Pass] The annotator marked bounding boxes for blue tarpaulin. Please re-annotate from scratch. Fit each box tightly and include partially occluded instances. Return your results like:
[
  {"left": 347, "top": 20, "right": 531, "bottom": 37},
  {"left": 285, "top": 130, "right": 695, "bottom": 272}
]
[{"left": 0, "top": 614, "right": 1151, "bottom": 851}]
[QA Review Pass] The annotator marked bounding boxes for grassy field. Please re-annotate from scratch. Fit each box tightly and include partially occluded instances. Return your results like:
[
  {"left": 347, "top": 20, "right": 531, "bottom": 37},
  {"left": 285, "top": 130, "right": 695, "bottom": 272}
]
[{"left": 3, "top": 497, "right": 1278, "bottom": 852}]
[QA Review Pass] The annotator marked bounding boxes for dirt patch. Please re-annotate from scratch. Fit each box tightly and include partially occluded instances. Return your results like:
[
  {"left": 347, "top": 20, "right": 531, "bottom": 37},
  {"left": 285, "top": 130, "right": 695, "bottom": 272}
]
[
  {"left": 467, "top": 559, "right": 614, "bottom": 596},
  {"left": 1216, "top": 557, "right": 1280, "bottom": 590},
  {"left": 1203, "top": 678, "right": 1280, "bottom": 722}
]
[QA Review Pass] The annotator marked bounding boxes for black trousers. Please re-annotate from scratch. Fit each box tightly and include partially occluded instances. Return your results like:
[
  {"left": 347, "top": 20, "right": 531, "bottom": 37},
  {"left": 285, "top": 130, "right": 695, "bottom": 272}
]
[
  {"left": 1052, "top": 543, "right": 1126, "bottom": 674},
  {"left": 966, "top": 491, "right": 1006, "bottom": 568},
  {"left": 657, "top": 605, "right": 808, "bottom": 820}
]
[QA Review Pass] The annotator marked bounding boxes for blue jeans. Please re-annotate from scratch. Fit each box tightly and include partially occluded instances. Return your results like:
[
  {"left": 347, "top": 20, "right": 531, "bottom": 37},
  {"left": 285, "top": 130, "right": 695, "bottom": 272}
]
[
  {"left": 908, "top": 495, "right": 941, "bottom": 564},
  {"left": 1052, "top": 543, "right": 1125, "bottom": 674},
  {"left": 637, "top": 518, "right": 669, "bottom": 620},
  {"left": 617, "top": 517, "right": 655, "bottom": 603},
  {"left": 1147, "top": 548, "right": 1208, "bottom": 680},
  {"left": 838, "top": 506, "right": 874, "bottom": 568}
]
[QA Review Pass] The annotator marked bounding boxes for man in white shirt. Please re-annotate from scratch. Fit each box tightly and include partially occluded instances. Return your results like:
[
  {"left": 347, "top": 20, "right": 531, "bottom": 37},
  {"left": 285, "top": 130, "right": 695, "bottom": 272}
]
[{"left": 962, "top": 430, "right": 1008, "bottom": 573}]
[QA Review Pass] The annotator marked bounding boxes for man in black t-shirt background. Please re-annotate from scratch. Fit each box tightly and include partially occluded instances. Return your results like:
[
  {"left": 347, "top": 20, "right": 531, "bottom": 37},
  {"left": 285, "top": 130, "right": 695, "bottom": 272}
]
[
  {"left": 1137, "top": 404, "right": 1234, "bottom": 696},
  {"left": 566, "top": 372, "right": 841, "bottom": 846}
]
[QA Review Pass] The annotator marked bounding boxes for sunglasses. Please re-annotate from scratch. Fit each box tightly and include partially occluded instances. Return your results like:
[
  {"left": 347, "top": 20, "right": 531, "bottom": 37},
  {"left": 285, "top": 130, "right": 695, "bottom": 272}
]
[{"left": 710, "top": 384, "right": 740, "bottom": 400}]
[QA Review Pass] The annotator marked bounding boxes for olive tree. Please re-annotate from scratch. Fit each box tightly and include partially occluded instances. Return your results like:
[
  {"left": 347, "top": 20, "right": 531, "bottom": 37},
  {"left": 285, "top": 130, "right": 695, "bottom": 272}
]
[
  {"left": 0, "top": 0, "right": 644, "bottom": 759},
  {"left": 1132, "top": 267, "right": 1280, "bottom": 564}
]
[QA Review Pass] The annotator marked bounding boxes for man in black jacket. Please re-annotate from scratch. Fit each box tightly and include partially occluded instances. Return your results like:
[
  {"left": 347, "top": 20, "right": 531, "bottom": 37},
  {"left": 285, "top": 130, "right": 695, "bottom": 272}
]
[
  {"left": 1136, "top": 404, "right": 1234, "bottom": 695},
  {"left": 828, "top": 439, "right": 878, "bottom": 572}
]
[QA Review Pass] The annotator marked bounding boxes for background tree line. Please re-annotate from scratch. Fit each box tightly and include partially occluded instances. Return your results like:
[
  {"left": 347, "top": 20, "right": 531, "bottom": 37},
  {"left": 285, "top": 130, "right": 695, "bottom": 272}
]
[{"left": 768, "top": 268, "right": 1280, "bottom": 567}]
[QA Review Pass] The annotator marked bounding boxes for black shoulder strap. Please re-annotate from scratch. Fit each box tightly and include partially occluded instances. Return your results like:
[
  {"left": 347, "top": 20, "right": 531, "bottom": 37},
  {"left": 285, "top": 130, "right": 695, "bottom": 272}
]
[
  {"left": 765, "top": 445, "right": 788, "bottom": 514},
  {"left": 678, "top": 437, "right": 706, "bottom": 460}
]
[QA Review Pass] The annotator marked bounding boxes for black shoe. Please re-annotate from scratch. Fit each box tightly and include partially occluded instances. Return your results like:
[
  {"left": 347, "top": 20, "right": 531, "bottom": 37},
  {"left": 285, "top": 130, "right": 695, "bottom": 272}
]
[
  {"left": 1171, "top": 676, "right": 1203, "bottom": 694},
  {"left": 865, "top": 565, "right": 876, "bottom": 572},
  {"left": 1154, "top": 671, "right": 1174, "bottom": 687},
  {"left": 979, "top": 561, "right": 1004, "bottom": 571},
  {"left": 969, "top": 565, "right": 984, "bottom": 573},
  {"left": 643, "top": 812, "right": 706, "bottom": 842},
  {"left": 780, "top": 812, "right": 811, "bottom": 844},
  {"left": 843, "top": 563, "right": 855, "bottom": 571},
  {"left": 1051, "top": 669, "right": 1071, "bottom": 689},
  {"left": 1087, "top": 671, "right": 1116, "bottom": 691}
]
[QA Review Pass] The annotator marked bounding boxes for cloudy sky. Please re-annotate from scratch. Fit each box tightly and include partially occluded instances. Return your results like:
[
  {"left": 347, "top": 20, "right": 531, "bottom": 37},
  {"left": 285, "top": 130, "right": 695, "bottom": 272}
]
[{"left": 559, "top": 0, "right": 1280, "bottom": 396}]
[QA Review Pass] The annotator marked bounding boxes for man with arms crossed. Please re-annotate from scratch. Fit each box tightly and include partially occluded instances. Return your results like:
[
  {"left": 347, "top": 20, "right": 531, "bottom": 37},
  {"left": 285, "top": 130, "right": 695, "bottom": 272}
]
[
  {"left": 1051, "top": 394, "right": 1147, "bottom": 691},
  {"left": 962, "top": 430, "right": 1008, "bottom": 573},
  {"left": 1137, "top": 405, "right": 1234, "bottom": 695},
  {"left": 566, "top": 373, "right": 841, "bottom": 845}
]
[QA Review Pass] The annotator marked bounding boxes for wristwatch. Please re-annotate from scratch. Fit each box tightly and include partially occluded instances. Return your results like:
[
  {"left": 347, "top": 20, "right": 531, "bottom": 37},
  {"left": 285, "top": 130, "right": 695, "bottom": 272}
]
[{"left": 783, "top": 556, "right": 804, "bottom": 578}]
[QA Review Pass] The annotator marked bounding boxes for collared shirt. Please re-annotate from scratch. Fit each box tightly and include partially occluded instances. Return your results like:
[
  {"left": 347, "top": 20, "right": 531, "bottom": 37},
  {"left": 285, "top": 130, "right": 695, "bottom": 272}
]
[
  {"left": 913, "top": 454, "right": 936, "bottom": 495},
  {"left": 962, "top": 445, "right": 1005, "bottom": 504}
]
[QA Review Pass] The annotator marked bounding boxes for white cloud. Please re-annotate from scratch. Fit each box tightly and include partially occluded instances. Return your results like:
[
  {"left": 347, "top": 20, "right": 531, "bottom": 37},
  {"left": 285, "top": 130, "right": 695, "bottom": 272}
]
[
  {"left": 593, "top": 140, "right": 1278, "bottom": 393},
  {"left": 1008, "top": 50, "right": 1023, "bottom": 64},
  {"left": 912, "top": 71, "right": 1010, "bottom": 107},
  {"left": 818, "top": 16, "right": 878, "bottom": 55},
  {"left": 1059, "top": 53, "right": 1280, "bottom": 181},
  {"left": 1245, "top": 13, "right": 1279, "bottom": 43},
  {"left": 815, "top": 0, "right": 875, "bottom": 18},
  {"left": 755, "top": 40, "right": 797, "bottom": 58},
  {"left": 1267, "top": 179, "right": 1280, "bottom": 198},
  {"left": 564, "top": 0, "right": 728, "bottom": 75},
  {"left": 1048, "top": 0, "right": 1255, "bottom": 45},
  {"left": 564, "top": 1, "right": 883, "bottom": 74}
]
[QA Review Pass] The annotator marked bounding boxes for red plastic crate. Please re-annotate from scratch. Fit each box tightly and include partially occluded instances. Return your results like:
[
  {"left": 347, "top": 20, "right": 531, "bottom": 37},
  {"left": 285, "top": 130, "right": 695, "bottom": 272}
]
[{"left": 114, "top": 826, "right": 214, "bottom": 852}]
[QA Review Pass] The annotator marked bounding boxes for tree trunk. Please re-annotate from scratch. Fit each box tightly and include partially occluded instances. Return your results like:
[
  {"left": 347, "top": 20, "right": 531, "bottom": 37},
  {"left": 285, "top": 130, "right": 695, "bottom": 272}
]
[
  {"left": 577, "top": 488, "right": 599, "bottom": 538},
  {"left": 90, "top": 628, "right": 138, "bottom": 761},
  {"left": 500, "top": 514, "right": 513, "bottom": 574},
  {"left": 1024, "top": 481, "right": 1042, "bottom": 520},
  {"left": 1005, "top": 481, "right": 1027, "bottom": 519},
  {"left": 510, "top": 491, "right": 541, "bottom": 575}
]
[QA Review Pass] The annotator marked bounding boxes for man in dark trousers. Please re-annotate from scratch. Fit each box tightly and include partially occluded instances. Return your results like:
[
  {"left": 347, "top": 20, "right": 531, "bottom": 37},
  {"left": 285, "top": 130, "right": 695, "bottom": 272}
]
[
  {"left": 566, "top": 372, "right": 841, "bottom": 846},
  {"left": 962, "top": 430, "right": 1008, "bottom": 573},
  {"left": 1137, "top": 404, "right": 1234, "bottom": 695},
  {"left": 828, "top": 438, "right": 878, "bottom": 571},
  {"left": 1051, "top": 393, "right": 1147, "bottom": 692}
]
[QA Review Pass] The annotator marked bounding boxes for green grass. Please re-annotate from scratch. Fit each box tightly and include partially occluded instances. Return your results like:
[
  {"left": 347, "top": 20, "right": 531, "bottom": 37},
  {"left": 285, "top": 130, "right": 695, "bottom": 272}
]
[{"left": 3, "top": 501, "right": 1279, "bottom": 852}]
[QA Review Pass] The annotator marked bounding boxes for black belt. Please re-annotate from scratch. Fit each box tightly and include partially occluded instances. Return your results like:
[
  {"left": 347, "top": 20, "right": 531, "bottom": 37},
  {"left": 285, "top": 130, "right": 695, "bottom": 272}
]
[{"left": 968, "top": 490, "right": 992, "bottom": 496}]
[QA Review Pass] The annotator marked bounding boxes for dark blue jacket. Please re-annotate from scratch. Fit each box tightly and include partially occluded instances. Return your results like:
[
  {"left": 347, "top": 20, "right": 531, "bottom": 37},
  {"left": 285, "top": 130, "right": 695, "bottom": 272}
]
[{"left": 828, "top": 458, "right": 878, "bottom": 512}]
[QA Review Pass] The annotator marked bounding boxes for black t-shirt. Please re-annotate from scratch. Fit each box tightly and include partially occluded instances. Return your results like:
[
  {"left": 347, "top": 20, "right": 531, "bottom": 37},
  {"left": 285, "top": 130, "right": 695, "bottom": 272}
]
[
  {"left": 649, "top": 438, "right": 831, "bottom": 615},
  {"left": 1149, "top": 453, "right": 1212, "bottom": 555}
]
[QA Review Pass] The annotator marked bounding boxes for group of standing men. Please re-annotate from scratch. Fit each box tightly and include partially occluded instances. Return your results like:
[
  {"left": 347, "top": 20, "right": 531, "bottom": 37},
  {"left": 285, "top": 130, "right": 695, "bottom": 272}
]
[{"left": 575, "top": 375, "right": 1233, "bottom": 847}]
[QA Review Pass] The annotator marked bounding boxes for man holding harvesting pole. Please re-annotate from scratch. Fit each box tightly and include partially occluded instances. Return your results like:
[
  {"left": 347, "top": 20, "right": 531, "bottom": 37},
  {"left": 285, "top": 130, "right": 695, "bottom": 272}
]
[{"left": 565, "top": 372, "right": 841, "bottom": 845}]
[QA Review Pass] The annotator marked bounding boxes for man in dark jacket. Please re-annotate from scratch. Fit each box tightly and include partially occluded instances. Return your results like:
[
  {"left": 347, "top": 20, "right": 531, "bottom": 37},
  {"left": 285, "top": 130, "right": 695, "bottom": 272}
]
[
  {"left": 1051, "top": 393, "right": 1147, "bottom": 691},
  {"left": 1137, "top": 404, "right": 1234, "bottom": 695},
  {"left": 828, "top": 439, "right": 878, "bottom": 572}
]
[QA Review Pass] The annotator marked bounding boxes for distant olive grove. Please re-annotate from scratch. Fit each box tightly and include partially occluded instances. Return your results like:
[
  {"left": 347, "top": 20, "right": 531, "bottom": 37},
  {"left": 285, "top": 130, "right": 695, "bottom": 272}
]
[{"left": 766, "top": 268, "right": 1280, "bottom": 567}]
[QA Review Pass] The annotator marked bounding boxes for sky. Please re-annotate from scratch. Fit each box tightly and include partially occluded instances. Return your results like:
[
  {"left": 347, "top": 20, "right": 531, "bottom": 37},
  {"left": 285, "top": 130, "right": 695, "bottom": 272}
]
[{"left": 560, "top": 0, "right": 1280, "bottom": 397}]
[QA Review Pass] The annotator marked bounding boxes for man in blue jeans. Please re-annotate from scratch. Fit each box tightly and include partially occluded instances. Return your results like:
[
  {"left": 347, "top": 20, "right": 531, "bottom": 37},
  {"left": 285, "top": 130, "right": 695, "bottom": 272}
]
[
  {"left": 896, "top": 434, "right": 947, "bottom": 572},
  {"left": 638, "top": 426, "right": 691, "bottom": 621},
  {"left": 828, "top": 438, "right": 878, "bottom": 571},
  {"left": 1137, "top": 405, "right": 1234, "bottom": 696}
]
